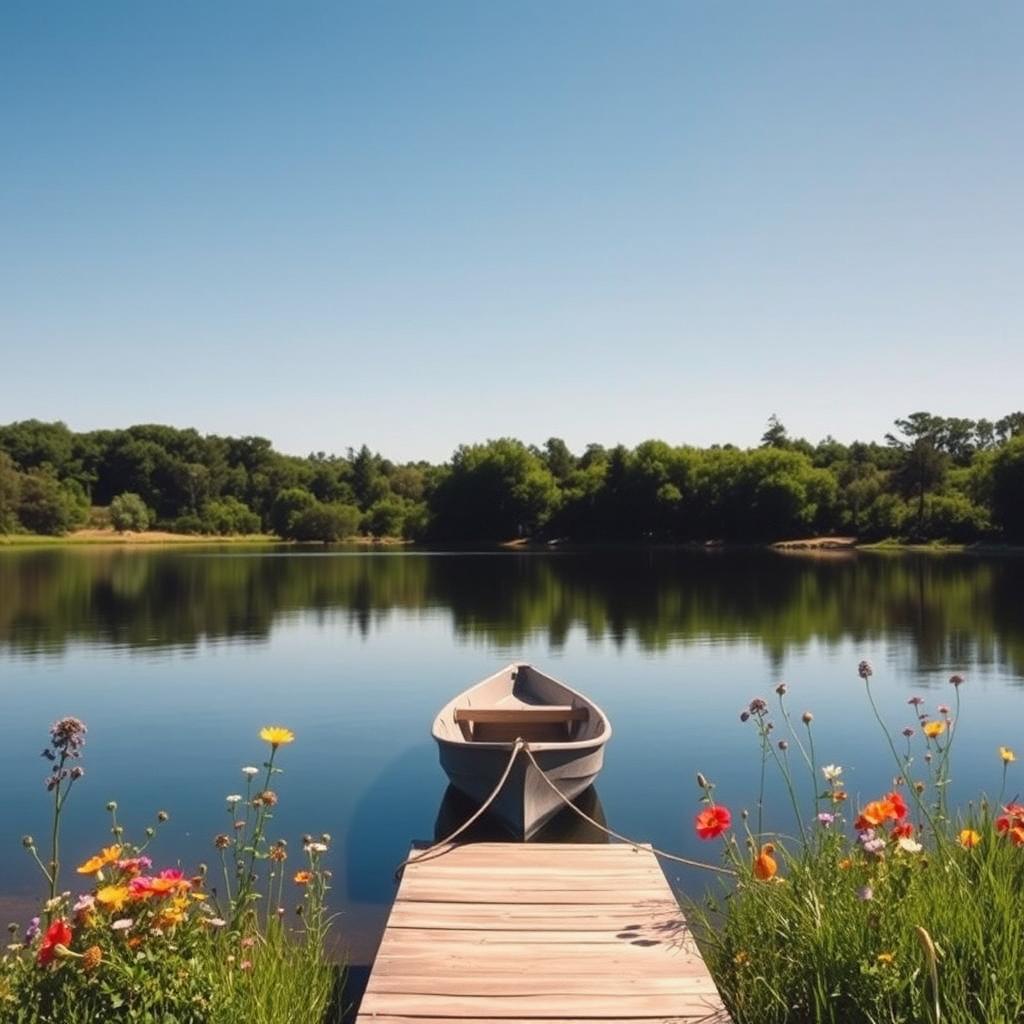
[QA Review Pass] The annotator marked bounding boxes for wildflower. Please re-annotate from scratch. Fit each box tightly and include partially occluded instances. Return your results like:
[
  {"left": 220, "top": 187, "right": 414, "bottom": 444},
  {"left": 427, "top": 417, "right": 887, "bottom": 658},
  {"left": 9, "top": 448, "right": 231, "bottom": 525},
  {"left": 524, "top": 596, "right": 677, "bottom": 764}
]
[
  {"left": 753, "top": 843, "right": 777, "bottom": 881},
  {"left": 694, "top": 806, "right": 732, "bottom": 840},
  {"left": 241, "top": 936, "right": 255, "bottom": 949},
  {"left": 775, "top": 682, "right": 787, "bottom": 696},
  {"left": 24, "top": 917, "right": 41, "bottom": 944},
  {"left": 802, "top": 711, "right": 813, "bottom": 724},
  {"left": 857, "top": 885, "right": 873, "bottom": 901},
  {"left": 21, "top": 835, "right": 34, "bottom": 849},
  {"left": 259, "top": 726, "right": 295, "bottom": 749},
  {"left": 733, "top": 950, "right": 749, "bottom": 966},
  {"left": 72, "top": 894, "right": 95, "bottom": 916},
  {"left": 240, "top": 959, "right": 253, "bottom": 971},
  {"left": 858, "top": 660, "right": 873, "bottom": 680},
  {"left": 902, "top": 727, "right": 915, "bottom": 738},
  {"left": 293, "top": 871, "right": 313, "bottom": 885},
  {"left": 748, "top": 698, "right": 768, "bottom": 715},
  {"left": 949, "top": 673, "right": 965, "bottom": 686},
  {"left": 831, "top": 790, "right": 848, "bottom": 804},
  {"left": 270, "top": 846, "right": 288, "bottom": 863},
  {"left": 49, "top": 717, "right": 87, "bottom": 756},
  {"left": 914, "top": 781, "right": 926, "bottom": 794},
  {"left": 242, "top": 766, "right": 259, "bottom": 777},
  {"left": 115, "top": 856, "right": 152, "bottom": 876},
  {"left": 923, "top": 721, "right": 946, "bottom": 739},
  {"left": 937, "top": 704, "right": 950, "bottom": 715},
  {"left": 897, "top": 837, "right": 923, "bottom": 854},
  {"left": 111, "top": 919, "right": 133, "bottom": 931},
  {"left": 157, "top": 811, "right": 169, "bottom": 823},
  {"left": 891, "top": 822, "right": 914, "bottom": 839},
  {"left": 214, "top": 834, "right": 232, "bottom": 850},
  {"left": 37, "top": 920, "right": 72, "bottom": 966},
  {"left": 817, "top": 812, "right": 835, "bottom": 828},
  {"left": 822, "top": 765, "right": 843, "bottom": 782},
  {"left": 306, "top": 842, "right": 328, "bottom": 854},
  {"left": 959, "top": 829, "right": 981, "bottom": 848},
  {"left": 1000, "top": 747, "right": 1016, "bottom": 764},
  {"left": 739, "top": 711, "right": 750, "bottom": 723},
  {"left": 257, "top": 790, "right": 278, "bottom": 807},
  {"left": 96, "top": 885, "right": 130, "bottom": 911},
  {"left": 80, "top": 945, "right": 102, "bottom": 972},
  {"left": 877, "top": 952, "right": 894, "bottom": 965},
  {"left": 1010, "top": 826, "right": 1024, "bottom": 847},
  {"left": 886, "top": 791, "right": 909, "bottom": 820},
  {"left": 226, "top": 794, "right": 242, "bottom": 805},
  {"left": 207, "top": 918, "right": 227, "bottom": 928},
  {"left": 838, "top": 858, "right": 853, "bottom": 870},
  {"left": 777, "top": 740, "right": 788, "bottom": 751},
  {"left": 76, "top": 845, "right": 121, "bottom": 876},
  {"left": 907, "top": 696, "right": 924, "bottom": 707}
]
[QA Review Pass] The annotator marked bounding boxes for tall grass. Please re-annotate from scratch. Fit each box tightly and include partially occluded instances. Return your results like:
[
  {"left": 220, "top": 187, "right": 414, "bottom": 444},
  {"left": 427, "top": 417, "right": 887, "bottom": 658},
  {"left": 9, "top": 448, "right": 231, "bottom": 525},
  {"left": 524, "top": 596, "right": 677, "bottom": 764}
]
[{"left": 687, "top": 666, "right": 1024, "bottom": 1023}]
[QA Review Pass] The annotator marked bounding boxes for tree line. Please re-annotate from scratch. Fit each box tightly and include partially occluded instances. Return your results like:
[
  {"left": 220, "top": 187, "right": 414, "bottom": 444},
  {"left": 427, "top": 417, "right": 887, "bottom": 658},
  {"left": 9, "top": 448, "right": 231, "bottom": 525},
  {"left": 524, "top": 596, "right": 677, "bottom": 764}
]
[{"left": 0, "top": 412, "right": 1022, "bottom": 543}]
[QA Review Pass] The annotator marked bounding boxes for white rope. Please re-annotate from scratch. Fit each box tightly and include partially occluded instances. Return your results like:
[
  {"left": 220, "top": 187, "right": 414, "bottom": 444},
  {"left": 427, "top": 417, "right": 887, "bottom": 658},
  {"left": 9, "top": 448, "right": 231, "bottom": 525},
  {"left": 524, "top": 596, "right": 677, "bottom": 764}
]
[
  {"left": 394, "top": 738, "right": 735, "bottom": 879},
  {"left": 519, "top": 744, "right": 736, "bottom": 876},
  {"left": 394, "top": 739, "right": 526, "bottom": 879}
]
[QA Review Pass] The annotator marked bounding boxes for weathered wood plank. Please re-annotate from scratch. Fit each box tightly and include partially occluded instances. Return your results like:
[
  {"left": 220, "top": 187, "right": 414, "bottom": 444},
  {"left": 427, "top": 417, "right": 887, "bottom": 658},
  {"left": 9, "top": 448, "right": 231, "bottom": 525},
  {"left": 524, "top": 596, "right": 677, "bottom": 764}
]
[{"left": 355, "top": 843, "right": 728, "bottom": 1024}]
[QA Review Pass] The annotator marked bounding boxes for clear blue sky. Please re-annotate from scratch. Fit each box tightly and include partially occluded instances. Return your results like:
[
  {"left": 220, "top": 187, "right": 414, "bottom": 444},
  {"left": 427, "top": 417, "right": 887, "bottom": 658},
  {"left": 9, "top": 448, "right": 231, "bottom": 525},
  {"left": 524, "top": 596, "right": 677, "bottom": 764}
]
[{"left": 2, "top": 2, "right": 1021, "bottom": 462}]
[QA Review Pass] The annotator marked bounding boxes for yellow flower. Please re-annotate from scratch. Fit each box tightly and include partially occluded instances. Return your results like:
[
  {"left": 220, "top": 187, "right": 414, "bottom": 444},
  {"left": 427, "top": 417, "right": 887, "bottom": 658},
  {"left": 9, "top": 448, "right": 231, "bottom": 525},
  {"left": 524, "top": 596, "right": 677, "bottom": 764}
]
[
  {"left": 733, "top": 950, "right": 749, "bottom": 966},
  {"left": 838, "top": 857, "right": 853, "bottom": 870},
  {"left": 95, "top": 885, "right": 130, "bottom": 912},
  {"left": 1000, "top": 746, "right": 1016, "bottom": 764},
  {"left": 876, "top": 952, "right": 894, "bottom": 966},
  {"left": 76, "top": 845, "right": 122, "bottom": 875},
  {"left": 959, "top": 829, "right": 982, "bottom": 848},
  {"left": 923, "top": 721, "right": 945, "bottom": 739},
  {"left": 259, "top": 726, "right": 295, "bottom": 749}
]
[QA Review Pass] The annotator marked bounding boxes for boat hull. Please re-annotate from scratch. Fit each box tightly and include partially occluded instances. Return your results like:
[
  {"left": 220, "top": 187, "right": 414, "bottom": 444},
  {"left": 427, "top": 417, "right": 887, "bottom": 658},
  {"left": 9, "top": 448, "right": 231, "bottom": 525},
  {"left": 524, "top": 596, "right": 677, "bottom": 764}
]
[{"left": 437, "top": 734, "right": 606, "bottom": 839}]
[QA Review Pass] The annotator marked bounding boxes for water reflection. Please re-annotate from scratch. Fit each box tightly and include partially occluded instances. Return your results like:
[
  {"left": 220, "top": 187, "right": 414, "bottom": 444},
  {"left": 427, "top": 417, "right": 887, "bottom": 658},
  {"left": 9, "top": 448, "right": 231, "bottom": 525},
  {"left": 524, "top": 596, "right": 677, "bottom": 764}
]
[
  {"left": 433, "top": 784, "right": 609, "bottom": 845},
  {"left": 2, "top": 546, "right": 1023, "bottom": 675}
]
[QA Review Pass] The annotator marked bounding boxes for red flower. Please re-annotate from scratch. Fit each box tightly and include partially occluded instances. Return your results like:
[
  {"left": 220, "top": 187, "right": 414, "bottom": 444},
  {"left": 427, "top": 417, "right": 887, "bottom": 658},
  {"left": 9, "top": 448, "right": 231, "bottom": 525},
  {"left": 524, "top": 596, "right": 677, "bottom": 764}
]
[
  {"left": 885, "top": 791, "right": 909, "bottom": 821},
  {"left": 891, "top": 822, "right": 914, "bottom": 840},
  {"left": 37, "top": 919, "right": 72, "bottom": 966},
  {"left": 695, "top": 805, "right": 732, "bottom": 840},
  {"left": 996, "top": 803, "right": 1024, "bottom": 834}
]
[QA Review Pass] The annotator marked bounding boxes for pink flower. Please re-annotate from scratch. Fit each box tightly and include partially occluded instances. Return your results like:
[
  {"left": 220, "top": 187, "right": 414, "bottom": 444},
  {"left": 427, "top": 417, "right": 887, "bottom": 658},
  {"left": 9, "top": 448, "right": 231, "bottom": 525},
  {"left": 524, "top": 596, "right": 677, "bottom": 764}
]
[
  {"left": 240, "top": 959, "right": 253, "bottom": 971},
  {"left": 158, "top": 868, "right": 184, "bottom": 881}
]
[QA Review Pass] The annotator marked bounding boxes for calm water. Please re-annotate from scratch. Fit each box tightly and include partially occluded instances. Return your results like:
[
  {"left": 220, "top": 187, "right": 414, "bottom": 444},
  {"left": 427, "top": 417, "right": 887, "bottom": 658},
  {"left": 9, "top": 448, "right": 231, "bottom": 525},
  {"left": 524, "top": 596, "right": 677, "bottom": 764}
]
[{"left": 2, "top": 546, "right": 1023, "bottom": 961}]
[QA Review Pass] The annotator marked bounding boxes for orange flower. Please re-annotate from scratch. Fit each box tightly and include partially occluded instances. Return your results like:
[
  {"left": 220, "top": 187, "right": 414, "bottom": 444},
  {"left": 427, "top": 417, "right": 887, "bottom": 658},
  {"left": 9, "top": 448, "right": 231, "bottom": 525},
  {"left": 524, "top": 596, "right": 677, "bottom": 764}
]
[
  {"left": 923, "top": 721, "right": 945, "bottom": 739},
  {"left": 753, "top": 843, "right": 777, "bottom": 881},
  {"left": 294, "top": 870, "right": 313, "bottom": 885},
  {"left": 694, "top": 806, "right": 732, "bottom": 840},
  {"left": 838, "top": 857, "right": 853, "bottom": 870},
  {"left": 80, "top": 945, "right": 102, "bottom": 972},
  {"left": 958, "top": 829, "right": 981, "bottom": 848},
  {"left": 1010, "top": 826, "right": 1024, "bottom": 848},
  {"left": 76, "top": 845, "right": 122, "bottom": 876}
]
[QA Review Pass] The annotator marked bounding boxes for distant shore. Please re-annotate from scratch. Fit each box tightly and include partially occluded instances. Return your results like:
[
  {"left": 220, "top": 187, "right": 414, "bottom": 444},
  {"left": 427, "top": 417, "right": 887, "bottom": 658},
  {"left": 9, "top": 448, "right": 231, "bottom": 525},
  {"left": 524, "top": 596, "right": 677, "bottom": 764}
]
[{"left": 0, "top": 528, "right": 408, "bottom": 548}]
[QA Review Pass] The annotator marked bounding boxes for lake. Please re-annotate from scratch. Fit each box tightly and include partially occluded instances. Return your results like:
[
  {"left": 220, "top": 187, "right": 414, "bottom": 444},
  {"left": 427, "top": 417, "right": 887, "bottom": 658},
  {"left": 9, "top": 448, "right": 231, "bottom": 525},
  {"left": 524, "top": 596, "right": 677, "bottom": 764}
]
[{"left": 2, "top": 545, "right": 1023, "bottom": 962}]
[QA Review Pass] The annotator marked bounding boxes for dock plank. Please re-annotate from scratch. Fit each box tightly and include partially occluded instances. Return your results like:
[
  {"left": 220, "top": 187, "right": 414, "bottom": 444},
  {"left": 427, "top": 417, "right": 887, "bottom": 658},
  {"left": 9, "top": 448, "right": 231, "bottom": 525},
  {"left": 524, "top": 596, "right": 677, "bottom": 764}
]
[{"left": 355, "top": 843, "right": 729, "bottom": 1024}]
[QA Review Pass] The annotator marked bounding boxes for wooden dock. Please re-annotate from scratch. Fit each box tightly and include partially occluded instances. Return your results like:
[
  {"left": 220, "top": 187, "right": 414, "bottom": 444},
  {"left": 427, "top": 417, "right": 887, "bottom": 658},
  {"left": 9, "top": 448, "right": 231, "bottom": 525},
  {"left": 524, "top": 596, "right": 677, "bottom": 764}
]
[{"left": 356, "top": 842, "right": 730, "bottom": 1024}]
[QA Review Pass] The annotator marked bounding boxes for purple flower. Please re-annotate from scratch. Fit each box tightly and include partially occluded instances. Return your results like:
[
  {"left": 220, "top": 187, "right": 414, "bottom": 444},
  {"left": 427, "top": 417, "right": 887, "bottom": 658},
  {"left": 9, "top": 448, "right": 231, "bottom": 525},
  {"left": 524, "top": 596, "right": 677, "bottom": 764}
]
[
  {"left": 902, "top": 727, "right": 915, "bottom": 738},
  {"left": 908, "top": 697, "right": 924, "bottom": 706},
  {"left": 49, "top": 717, "right": 87, "bottom": 756},
  {"left": 817, "top": 812, "right": 835, "bottom": 827},
  {"left": 24, "top": 917, "right": 40, "bottom": 944},
  {"left": 949, "top": 674, "right": 965, "bottom": 686},
  {"left": 857, "top": 885, "right": 874, "bottom": 901},
  {"left": 858, "top": 660, "right": 873, "bottom": 680},
  {"left": 937, "top": 704, "right": 950, "bottom": 715}
]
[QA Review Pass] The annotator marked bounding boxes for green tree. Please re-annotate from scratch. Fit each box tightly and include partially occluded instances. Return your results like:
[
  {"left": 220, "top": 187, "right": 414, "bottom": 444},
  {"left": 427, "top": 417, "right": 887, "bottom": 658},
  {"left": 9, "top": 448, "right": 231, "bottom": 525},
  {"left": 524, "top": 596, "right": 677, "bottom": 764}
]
[
  {"left": 201, "top": 497, "right": 261, "bottom": 535},
  {"left": 0, "top": 452, "right": 22, "bottom": 532},
  {"left": 18, "top": 469, "right": 84, "bottom": 535},
  {"left": 109, "top": 492, "right": 151, "bottom": 532},
  {"left": 990, "top": 437, "right": 1024, "bottom": 540},
  {"left": 270, "top": 487, "right": 317, "bottom": 537},
  {"left": 886, "top": 413, "right": 949, "bottom": 539},
  {"left": 287, "top": 502, "right": 361, "bottom": 542}
]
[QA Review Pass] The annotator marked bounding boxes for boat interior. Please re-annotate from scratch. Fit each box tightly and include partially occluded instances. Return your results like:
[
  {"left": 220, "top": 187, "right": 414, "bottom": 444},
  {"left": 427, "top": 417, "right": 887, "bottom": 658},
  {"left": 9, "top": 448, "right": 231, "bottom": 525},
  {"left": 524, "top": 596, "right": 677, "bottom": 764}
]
[{"left": 443, "top": 664, "right": 602, "bottom": 744}]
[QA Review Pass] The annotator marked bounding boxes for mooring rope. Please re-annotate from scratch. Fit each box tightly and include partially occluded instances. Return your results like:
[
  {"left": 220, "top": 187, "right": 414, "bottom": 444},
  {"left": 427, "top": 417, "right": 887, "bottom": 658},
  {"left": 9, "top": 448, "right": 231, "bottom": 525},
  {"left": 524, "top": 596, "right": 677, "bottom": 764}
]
[{"left": 395, "top": 739, "right": 735, "bottom": 879}]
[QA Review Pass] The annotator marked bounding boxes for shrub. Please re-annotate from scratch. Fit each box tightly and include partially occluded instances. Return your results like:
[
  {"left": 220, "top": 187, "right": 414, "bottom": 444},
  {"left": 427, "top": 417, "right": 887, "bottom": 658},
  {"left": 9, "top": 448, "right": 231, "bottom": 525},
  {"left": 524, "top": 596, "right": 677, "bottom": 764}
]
[
  {"left": 285, "top": 502, "right": 360, "bottom": 543},
  {"left": 688, "top": 665, "right": 1024, "bottom": 1023},
  {"left": 108, "top": 492, "right": 151, "bottom": 533},
  {"left": 0, "top": 721, "right": 341, "bottom": 1023},
  {"left": 199, "top": 497, "right": 261, "bottom": 535},
  {"left": 17, "top": 469, "right": 87, "bottom": 535}
]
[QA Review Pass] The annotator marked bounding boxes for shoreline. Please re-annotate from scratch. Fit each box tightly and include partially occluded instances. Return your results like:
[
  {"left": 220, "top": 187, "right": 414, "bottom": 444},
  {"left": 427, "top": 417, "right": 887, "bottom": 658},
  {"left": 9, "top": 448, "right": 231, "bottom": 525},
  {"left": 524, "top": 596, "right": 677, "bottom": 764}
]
[{"left": 0, "top": 529, "right": 410, "bottom": 548}]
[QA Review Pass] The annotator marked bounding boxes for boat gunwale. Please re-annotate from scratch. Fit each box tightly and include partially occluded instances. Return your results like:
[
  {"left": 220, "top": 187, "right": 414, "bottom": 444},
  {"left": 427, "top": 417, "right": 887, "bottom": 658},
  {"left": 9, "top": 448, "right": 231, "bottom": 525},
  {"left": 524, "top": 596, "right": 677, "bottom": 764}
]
[{"left": 431, "top": 662, "right": 612, "bottom": 753}]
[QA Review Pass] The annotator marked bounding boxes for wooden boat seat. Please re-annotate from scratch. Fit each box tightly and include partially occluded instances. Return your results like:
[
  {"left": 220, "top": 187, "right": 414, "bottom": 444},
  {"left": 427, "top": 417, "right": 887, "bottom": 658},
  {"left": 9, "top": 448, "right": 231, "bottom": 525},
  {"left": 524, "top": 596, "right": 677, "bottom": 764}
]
[{"left": 454, "top": 705, "right": 588, "bottom": 742}]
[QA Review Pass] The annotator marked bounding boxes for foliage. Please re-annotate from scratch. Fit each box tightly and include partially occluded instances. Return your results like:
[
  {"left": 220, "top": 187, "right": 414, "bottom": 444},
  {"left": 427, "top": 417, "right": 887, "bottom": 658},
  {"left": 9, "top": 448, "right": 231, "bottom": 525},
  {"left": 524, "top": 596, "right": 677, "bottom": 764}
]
[
  {"left": 688, "top": 665, "right": 1024, "bottom": 1023},
  {"left": 0, "top": 411, "right": 1022, "bottom": 543},
  {"left": 107, "top": 493, "right": 151, "bottom": 533},
  {"left": 0, "top": 721, "right": 341, "bottom": 1024}
]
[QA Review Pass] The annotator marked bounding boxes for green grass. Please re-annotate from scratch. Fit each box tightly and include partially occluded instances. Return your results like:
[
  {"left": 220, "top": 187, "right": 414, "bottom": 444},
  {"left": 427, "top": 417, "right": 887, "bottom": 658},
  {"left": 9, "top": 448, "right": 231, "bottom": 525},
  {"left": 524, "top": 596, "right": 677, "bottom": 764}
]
[{"left": 684, "top": 668, "right": 1024, "bottom": 1023}]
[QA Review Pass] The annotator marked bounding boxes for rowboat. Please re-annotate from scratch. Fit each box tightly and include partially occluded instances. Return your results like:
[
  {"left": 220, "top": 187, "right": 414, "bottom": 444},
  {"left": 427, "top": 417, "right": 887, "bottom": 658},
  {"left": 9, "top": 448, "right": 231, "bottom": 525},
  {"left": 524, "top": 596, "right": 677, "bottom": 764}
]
[{"left": 431, "top": 663, "right": 612, "bottom": 839}]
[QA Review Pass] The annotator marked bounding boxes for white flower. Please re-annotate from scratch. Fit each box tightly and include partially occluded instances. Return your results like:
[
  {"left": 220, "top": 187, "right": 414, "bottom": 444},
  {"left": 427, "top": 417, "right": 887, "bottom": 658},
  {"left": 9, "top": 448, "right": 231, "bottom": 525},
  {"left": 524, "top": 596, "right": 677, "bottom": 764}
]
[
  {"left": 242, "top": 766, "right": 259, "bottom": 777},
  {"left": 306, "top": 842, "right": 328, "bottom": 854},
  {"left": 111, "top": 918, "right": 133, "bottom": 931},
  {"left": 821, "top": 764, "right": 843, "bottom": 782},
  {"left": 206, "top": 917, "right": 227, "bottom": 928},
  {"left": 897, "top": 837, "right": 923, "bottom": 854},
  {"left": 226, "top": 794, "right": 242, "bottom": 805}
]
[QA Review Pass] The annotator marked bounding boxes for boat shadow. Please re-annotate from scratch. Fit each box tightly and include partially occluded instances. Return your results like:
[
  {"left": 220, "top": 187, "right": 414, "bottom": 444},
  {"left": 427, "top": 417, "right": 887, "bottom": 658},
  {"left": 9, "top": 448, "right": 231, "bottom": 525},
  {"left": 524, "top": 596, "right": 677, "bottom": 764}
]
[{"left": 433, "top": 783, "right": 609, "bottom": 844}]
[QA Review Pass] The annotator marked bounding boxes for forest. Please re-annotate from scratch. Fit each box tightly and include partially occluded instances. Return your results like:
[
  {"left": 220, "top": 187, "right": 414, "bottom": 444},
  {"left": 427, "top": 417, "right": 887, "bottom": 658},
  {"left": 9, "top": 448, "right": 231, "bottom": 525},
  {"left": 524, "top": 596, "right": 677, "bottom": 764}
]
[{"left": 0, "top": 412, "right": 1022, "bottom": 543}]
